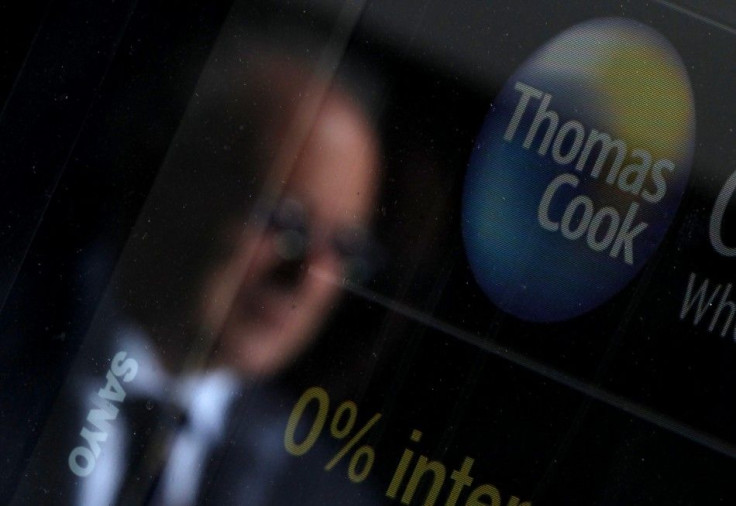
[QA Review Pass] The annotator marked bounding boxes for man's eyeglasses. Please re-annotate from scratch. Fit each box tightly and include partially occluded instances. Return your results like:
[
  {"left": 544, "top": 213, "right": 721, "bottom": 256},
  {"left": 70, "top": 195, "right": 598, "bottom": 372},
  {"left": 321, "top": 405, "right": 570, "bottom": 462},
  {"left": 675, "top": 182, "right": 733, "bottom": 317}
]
[{"left": 263, "top": 198, "right": 383, "bottom": 282}]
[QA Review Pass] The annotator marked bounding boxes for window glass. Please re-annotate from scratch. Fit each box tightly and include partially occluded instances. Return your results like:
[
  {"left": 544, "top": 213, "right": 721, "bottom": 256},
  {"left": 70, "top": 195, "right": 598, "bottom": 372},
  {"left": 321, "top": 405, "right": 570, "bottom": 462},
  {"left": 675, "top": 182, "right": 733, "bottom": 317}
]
[{"left": 5, "top": 1, "right": 736, "bottom": 504}]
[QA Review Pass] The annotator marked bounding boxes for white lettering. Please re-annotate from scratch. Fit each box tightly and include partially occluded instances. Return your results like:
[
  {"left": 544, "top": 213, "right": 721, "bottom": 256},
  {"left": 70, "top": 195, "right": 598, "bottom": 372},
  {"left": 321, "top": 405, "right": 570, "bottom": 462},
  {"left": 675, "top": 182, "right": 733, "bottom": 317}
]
[
  {"left": 680, "top": 272, "right": 720, "bottom": 325},
  {"left": 538, "top": 174, "right": 648, "bottom": 264},
  {"left": 503, "top": 82, "right": 543, "bottom": 142},
  {"left": 537, "top": 173, "right": 579, "bottom": 232},
  {"left": 69, "top": 446, "right": 95, "bottom": 477},
  {"left": 609, "top": 202, "right": 648, "bottom": 265},
  {"left": 111, "top": 351, "right": 139, "bottom": 382},
  {"left": 552, "top": 120, "right": 585, "bottom": 165},
  {"left": 710, "top": 169, "right": 736, "bottom": 257},
  {"left": 505, "top": 81, "right": 674, "bottom": 203},
  {"left": 68, "top": 351, "right": 138, "bottom": 477}
]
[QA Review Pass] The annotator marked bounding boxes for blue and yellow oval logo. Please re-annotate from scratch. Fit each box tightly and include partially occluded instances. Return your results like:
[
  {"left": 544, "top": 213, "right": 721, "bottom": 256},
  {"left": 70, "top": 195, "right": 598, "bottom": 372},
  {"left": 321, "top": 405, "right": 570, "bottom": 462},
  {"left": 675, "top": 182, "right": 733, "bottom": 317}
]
[{"left": 463, "top": 18, "right": 695, "bottom": 322}]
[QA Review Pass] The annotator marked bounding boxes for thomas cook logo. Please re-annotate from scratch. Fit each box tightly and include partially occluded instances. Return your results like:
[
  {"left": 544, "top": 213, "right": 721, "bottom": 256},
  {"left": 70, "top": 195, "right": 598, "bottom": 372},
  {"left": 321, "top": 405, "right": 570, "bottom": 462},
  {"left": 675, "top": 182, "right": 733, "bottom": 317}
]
[{"left": 462, "top": 18, "right": 695, "bottom": 322}]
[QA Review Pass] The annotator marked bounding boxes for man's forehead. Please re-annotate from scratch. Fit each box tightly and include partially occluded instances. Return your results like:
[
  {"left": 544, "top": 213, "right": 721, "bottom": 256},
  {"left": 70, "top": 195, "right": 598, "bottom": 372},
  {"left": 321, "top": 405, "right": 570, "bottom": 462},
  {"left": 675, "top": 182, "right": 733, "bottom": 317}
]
[
  {"left": 280, "top": 170, "right": 376, "bottom": 226},
  {"left": 275, "top": 92, "right": 379, "bottom": 224}
]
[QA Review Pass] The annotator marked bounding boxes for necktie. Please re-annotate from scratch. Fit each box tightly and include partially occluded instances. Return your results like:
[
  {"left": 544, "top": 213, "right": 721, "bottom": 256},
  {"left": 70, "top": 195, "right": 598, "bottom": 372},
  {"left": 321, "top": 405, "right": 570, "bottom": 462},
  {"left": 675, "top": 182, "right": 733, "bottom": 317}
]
[{"left": 140, "top": 371, "right": 240, "bottom": 506}]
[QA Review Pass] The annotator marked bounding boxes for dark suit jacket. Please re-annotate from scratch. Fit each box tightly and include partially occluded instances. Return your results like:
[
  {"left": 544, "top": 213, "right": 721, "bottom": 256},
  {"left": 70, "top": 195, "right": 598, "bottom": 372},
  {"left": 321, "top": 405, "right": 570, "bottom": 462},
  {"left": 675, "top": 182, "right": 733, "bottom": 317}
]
[{"left": 12, "top": 331, "right": 384, "bottom": 505}]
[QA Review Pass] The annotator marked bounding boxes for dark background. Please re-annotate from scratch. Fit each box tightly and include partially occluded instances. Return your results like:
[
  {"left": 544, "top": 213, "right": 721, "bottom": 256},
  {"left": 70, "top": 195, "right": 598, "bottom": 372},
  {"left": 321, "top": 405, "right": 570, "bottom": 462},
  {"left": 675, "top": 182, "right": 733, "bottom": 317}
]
[
  {"left": 4, "top": 0, "right": 736, "bottom": 504},
  {"left": 0, "top": 0, "right": 234, "bottom": 499}
]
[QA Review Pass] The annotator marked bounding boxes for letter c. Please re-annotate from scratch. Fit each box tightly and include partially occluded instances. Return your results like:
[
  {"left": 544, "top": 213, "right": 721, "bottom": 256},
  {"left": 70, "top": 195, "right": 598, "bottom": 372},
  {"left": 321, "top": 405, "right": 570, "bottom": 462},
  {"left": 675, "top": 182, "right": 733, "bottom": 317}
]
[
  {"left": 538, "top": 173, "right": 580, "bottom": 232},
  {"left": 711, "top": 169, "right": 736, "bottom": 257}
]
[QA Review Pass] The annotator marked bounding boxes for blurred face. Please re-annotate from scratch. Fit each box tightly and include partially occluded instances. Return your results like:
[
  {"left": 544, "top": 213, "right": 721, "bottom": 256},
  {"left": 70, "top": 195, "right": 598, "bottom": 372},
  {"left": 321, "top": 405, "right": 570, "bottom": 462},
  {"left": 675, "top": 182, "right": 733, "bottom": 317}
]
[{"left": 202, "top": 91, "right": 379, "bottom": 378}]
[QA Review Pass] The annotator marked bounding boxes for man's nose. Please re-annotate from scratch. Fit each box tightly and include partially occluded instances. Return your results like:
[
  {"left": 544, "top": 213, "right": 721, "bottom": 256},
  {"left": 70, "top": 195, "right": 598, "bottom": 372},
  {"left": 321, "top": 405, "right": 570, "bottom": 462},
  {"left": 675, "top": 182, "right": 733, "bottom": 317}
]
[
  {"left": 267, "top": 226, "right": 309, "bottom": 287},
  {"left": 269, "top": 253, "right": 307, "bottom": 287}
]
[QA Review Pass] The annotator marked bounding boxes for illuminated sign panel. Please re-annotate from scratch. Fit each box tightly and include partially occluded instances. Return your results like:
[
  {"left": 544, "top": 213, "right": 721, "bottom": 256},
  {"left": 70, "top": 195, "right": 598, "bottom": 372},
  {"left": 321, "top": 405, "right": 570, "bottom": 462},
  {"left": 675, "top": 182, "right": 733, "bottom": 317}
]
[{"left": 463, "top": 18, "right": 695, "bottom": 321}]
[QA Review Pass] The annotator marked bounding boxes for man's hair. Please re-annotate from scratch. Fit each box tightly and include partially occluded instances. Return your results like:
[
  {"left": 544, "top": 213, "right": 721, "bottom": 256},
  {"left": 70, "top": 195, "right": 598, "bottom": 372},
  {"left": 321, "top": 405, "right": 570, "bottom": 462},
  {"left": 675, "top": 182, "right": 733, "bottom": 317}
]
[{"left": 114, "top": 36, "right": 380, "bottom": 368}]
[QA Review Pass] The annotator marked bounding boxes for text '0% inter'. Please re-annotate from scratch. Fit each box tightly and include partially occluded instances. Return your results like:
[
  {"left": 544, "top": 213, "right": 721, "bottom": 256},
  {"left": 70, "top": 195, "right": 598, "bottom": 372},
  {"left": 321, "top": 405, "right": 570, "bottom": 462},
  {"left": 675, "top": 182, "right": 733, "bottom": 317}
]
[{"left": 284, "top": 386, "right": 382, "bottom": 483}]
